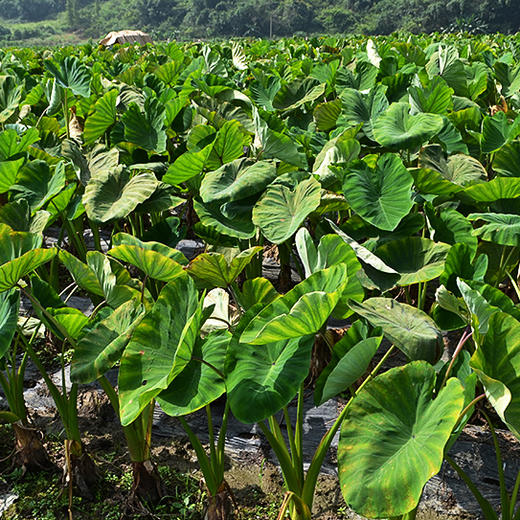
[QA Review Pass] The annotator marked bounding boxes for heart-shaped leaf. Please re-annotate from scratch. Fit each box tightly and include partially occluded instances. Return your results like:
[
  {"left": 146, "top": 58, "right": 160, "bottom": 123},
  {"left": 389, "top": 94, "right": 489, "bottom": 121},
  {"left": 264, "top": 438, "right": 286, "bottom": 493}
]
[
  {"left": 343, "top": 154, "right": 414, "bottom": 232},
  {"left": 338, "top": 362, "right": 464, "bottom": 518},
  {"left": 252, "top": 176, "right": 321, "bottom": 244},
  {"left": 349, "top": 298, "right": 443, "bottom": 362}
]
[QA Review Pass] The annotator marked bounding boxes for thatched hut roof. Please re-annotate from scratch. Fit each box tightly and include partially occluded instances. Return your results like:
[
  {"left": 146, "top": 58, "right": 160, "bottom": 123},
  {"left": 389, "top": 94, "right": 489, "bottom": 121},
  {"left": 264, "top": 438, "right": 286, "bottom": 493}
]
[{"left": 99, "top": 30, "right": 153, "bottom": 46}]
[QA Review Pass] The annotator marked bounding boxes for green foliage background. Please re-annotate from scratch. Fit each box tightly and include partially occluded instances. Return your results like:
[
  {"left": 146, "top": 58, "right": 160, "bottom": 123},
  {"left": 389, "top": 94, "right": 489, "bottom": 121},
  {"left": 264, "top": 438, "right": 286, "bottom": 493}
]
[{"left": 0, "top": 0, "right": 518, "bottom": 45}]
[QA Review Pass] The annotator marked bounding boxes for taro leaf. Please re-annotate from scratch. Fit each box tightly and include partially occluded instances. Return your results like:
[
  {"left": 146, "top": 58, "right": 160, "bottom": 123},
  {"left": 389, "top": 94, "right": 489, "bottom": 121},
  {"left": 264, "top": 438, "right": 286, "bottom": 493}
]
[
  {"left": 163, "top": 143, "right": 214, "bottom": 185},
  {"left": 470, "top": 312, "right": 520, "bottom": 439},
  {"left": 494, "top": 142, "right": 520, "bottom": 177},
  {"left": 314, "top": 320, "right": 369, "bottom": 406},
  {"left": 58, "top": 250, "right": 104, "bottom": 297},
  {"left": 464, "top": 177, "right": 520, "bottom": 203},
  {"left": 71, "top": 299, "right": 145, "bottom": 384},
  {"left": 200, "top": 159, "right": 277, "bottom": 204},
  {"left": 252, "top": 176, "right": 321, "bottom": 244},
  {"left": 235, "top": 277, "right": 279, "bottom": 311},
  {"left": 158, "top": 330, "right": 230, "bottom": 416},
  {"left": 108, "top": 244, "right": 184, "bottom": 283},
  {"left": 240, "top": 264, "right": 347, "bottom": 345},
  {"left": 314, "top": 99, "right": 342, "bottom": 132},
  {"left": 457, "top": 279, "right": 520, "bottom": 335},
  {"left": 11, "top": 160, "right": 66, "bottom": 213},
  {"left": 122, "top": 98, "right": 166, "bottom": 153},
  {"left": 0, "top": 289, "right": 19, "bottom": 358},
  {"left": 253, "top": 108, "right": 307, "bottom": 168},
  {"left": 337, "top": 85, "right": 388, "bottom": 140},
  {"left": 0, "top": 128, "right": 39, "bottom": 161},
  {"left": 206, "top": 120, "right": 250, "bottom": 170},
  {"left": 410, "top": 168, "right": 463, "bottom": 197},
  {"left": 409, "top": 76, "right": 454, "bottom": 115},
  {"left": 317, "top": 336, "right": 382, "bottom": 406},
  {"left": 327, "top": 220, "right": 398, "bottom": 274},
  {"left": 468, "top": 213, "right": 520, "bottom": 247},
  {"left": 481, "top": 112, "right": 520, "bottom": 154},
  {"left": 118, "top": 275, "right": 202, "bottom": 426},
  {"left": 343, "top": 154, "right": 414, "bottom": 232},
  {"left": 373, "top": 237, "right": 451, "bottom": 286},
  {"left": 373, "top": 102, "right": 444, "bottom": 150},
  {"left": 425, "top": 205, "right": 477, "bottom": 250},
  {"left": 295, "top": 230, "right": 364, "bottom": 316},
  {"left": 83, "top": 169, "right": 158, "bottom": 223},
  {"left": 419, "top": 145, "right": 486, "bottom": 186},
  {"left": 439, "top": 243, "right": 487, "bottom": 295},
  {"left": 186, "top": 247, "right": 262, "bottom": 289},
  {"left": 83, "top": 89, "right": 118, "bottom": 146},
  {"left": 0, "top": 199, "right": 49, "bottom": 234},
  {"left": 226, "top": 305, "right": 314, "bottom": 423},
  {"left": 338, "top": 362, "right": 464, "bottom": 518},
  {"left": 194, "top": 199, "right": 255, "bottom": 240},
  {"left": 0, "top": 158, "right": 24, "bottom": 194},
  {"left": 0, "top": 247, "right": 57, "bottom": 293},
  {"left": 0, "top": 76, "right": 22, "bottom": 123},
  {"left": 313, "top": 136, "right": 360, "bottom": 185},
  {"left": 112, "top": 232, "right": 188, "bottom": 265},
  {"left": 348, "top": 298, "right": 443, "bottom": 363},
  {"left": 44, "top": 57, "right": 91, "bottom": 97},
  {"left": 47, "top": 307, "right": 88, "bottom": 340},
  {"left": 250, "top": 76, "right": 281, "bottom": 112}
]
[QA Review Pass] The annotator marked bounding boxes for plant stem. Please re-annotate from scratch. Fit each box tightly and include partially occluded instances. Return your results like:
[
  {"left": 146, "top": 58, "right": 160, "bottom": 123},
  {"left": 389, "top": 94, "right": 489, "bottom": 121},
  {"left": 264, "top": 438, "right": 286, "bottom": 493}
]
[{"left": 441, "top": 327, "right": 473, "bottom": 388}]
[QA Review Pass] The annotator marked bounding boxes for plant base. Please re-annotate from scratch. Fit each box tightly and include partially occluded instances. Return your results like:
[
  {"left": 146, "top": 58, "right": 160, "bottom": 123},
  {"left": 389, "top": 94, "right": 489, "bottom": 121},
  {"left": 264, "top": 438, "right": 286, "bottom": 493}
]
[
  {"left": 63, "top": 439, "right": 99, "bottom": 499},
  {"left": 204, "top": 482, "right": 233, "bottom": 520},
  {"left": 131, "top": 459, "right": 162, "bottom": 505},
  {"left": 13, "top": 421, "right": 52, "bottom": 472}
]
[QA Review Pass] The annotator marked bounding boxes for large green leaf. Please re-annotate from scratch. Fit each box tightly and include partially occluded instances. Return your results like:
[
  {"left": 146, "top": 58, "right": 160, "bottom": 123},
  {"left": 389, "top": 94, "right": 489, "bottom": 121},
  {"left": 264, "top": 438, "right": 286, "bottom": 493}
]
[
  {"left": 338, "top": 362, "right": 464, "bottom": 518},
  {"left": 349, "top": 298, "right": 443, "bottom": 362},
  {"left": 409, "top": 76, "right": 454, "bottom": 115},
  {"left": 338, "top": 85, "right": 388, "bottom": 140},
  {"left": 112, "top": 233, "right": 187, "bottom": 265},
  {"left": 83, "top": 89, "right": 118, "bottom": 146},
  {"left": 464, "top": 177, "right": 520, "bottom": 203},
  {"left": 44, "top": 56, "right": 91, "bottom": 97},
  {"left": 227, "top": 306, "right": 314, "bottom": 423},
  {"left": 71, "top": 300, "right": 145, "bottom": 384},
  {"left": 0, "top": 248, "right": 57, "bottom": 293},
  {"left": 58, "top": 250, "right": 104, "bottom": 297},
  {"left": 493, "top": 142, "right": 520, "bottom": 178},
  {"left": 468, "top": 213, "right": 520, "bottom": 247},
  {"left": 0, "top": 76, "right": 22, "bottom": 123},
  {"left": 471, "top": 312, "right": 520, "bottom": 440},
  {"left": 11, "top": 160, "right": 66, "bottom": 213},
  {"left": 206, "top": 120, "right": 250, "bottom": 170},
  {"left": 419, "top": 145, "right": 486, "bottom": 186},
  {"left": 0, "top": 128, "right": 39, "bottom": 161},
  {"left": 163, "top": 143, "right": 214, "bottom": 185},
  {"left": 252, "top": 175, "right": 321, "bottom": 244},
  {"left": 194, "top": 199, "right": 255, "bottom": 240},
  {"left": 83, "top": 169, "right": 158, "bottom": 223},
  {"left": 253, "top": 108, "right": 307, "bottom": 168},
  {"left": 186, "top": 247, "right": 262, "bottom": 289},
  {"left": 121, "top": 98, "right": 166, "bottom": 153},
  {"left": 158, "top": 330, "right": 231, "bottom": 416},
  {"left": 0, "top": 158, "right": 24, "bottom": 194},
  {"left": 108, "top": 244, "right": 184, "bottom": 283},
  {"left": 240, "top": 264, "right": 347, "bottom": 345},
  {"left": 373, "top": 237, "right": 451, "bottom": 286},
  {"left": 0, "top": 289, "right": 19, "bottom": 359},
  {"left": 343, "top": 154, "right": 414, "bottom": 232},
  {"left": 118, "top": 275, "right": 202, "bottom": 426},
  {"left": 480, "top": 112, "right": 520, "bottom": 154},
  {"left": 373, "top": 102, "right": 444, "bottom": 150},
  {"left": 200, "top": 159, "right": 277, "bottom": 204},
  {"left": 317, "top": 336, "right": 382, "bottom": 406}
]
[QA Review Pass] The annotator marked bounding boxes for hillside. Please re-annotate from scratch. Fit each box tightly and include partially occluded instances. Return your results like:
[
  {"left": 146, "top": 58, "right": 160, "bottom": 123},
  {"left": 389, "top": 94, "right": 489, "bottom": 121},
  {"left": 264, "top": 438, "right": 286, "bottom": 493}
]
[{"left": 0, "top": 0, "right": 519, "bottom": 45}]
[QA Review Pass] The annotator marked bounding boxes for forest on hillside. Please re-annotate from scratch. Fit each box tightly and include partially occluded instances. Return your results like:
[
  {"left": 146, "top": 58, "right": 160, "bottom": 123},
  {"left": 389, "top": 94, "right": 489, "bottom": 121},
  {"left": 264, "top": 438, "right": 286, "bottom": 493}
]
[{"left": 0, "top": 0, "right": 519, "bottom": 44}]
